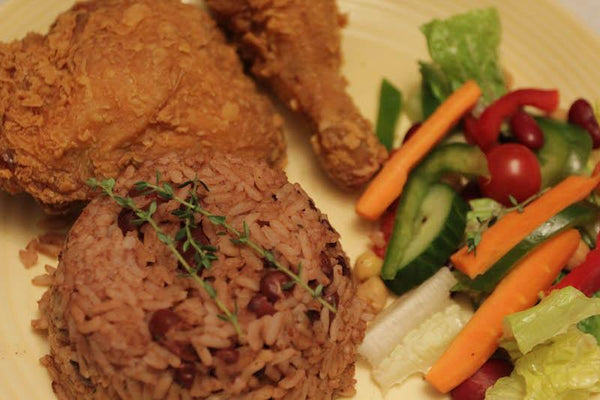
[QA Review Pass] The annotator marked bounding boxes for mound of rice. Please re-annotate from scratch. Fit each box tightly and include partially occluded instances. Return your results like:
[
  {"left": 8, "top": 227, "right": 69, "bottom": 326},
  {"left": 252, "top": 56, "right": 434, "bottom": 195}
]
[{"left": 36, "top": 154, "right": 367, "bottom": 400}]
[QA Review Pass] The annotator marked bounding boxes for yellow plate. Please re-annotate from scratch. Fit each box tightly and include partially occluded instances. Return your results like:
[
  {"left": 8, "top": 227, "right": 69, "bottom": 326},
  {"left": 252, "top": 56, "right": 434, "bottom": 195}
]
[{"left": 0, "top": 0, "right": 599, "bottom": 399}]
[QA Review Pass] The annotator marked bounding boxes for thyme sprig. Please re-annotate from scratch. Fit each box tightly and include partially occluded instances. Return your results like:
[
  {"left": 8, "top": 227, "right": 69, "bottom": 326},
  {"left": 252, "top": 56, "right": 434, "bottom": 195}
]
[
  {"left": 133, "top": 179, "right": 337, "bottom": 313},
  {"left": 89, "top": 175, "right": 337, "bottom": 319},
  {"left": 88, "top": 178, "right": 243, "bottom": 337}
]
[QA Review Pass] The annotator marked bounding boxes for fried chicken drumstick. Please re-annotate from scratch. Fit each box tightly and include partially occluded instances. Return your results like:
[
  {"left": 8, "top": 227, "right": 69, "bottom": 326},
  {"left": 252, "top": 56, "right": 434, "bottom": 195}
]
[
  {"left": 206, "top": 0, "right": 388, "bottom": 189},
  {"left": 0, "top": 0, "right": 285, "bottom": 210}
]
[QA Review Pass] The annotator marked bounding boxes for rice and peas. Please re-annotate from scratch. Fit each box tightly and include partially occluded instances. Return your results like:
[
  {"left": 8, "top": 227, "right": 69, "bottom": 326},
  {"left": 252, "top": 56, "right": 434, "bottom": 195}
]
[{"left": 32, "top": 154, "right": 369, "bottom": 399}]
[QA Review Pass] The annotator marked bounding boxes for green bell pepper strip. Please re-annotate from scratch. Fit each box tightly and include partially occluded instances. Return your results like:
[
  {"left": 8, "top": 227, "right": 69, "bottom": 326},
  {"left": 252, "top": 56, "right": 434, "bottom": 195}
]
[
  {"left": 375, "top": 79, "right": 403, "bottom": 151},
  {"left": 536, "top": 117, "right": 592, "bottom": 188}
]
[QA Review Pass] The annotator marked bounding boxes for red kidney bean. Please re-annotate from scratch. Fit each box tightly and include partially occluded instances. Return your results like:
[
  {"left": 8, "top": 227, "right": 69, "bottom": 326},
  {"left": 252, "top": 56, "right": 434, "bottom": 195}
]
[
  {"left": 402, "top": 122, "right": 422, "bottom": 143},
  {"left": 163, "top": 341, "right": 198, "bottom": 362},
  {"left": 148, "top": 309, "right": 181, "bottom": 340},
  {"left": 568, "top": 98, "right": 600, "bottom": 148},
  {"left": 460, "top": 180, "right": 483, "bottom": 203},
  {"left": 127, "top": 186, "right": 170, "bottom": 206},
  {"left": 213, "top": 348, "right": 239, "bottom": 364},
  {"left": 247, "top": 293, "right": 275, "bottom": 317},
  {"left": 450, "top": 358, "right": 513, "bottom": 400},
  {"left": 510, "top": 110, "right": 544, "bottom": 150},
  {"left": 260, "top": 271, "right": 291, "bottom": 302},
  {"left": 305, "top": 309, "right": 321, "bottom": 322},
  {"left": 174, "top": 362, "right": 196, "bottom": 389},
  {"left": 117, "top": 208, "right": 138, "bottom": 235}
]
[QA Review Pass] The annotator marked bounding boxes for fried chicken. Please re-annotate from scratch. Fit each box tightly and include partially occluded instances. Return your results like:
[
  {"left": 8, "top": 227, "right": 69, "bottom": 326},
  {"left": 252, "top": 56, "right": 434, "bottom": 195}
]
[
  {"left": 206, "top": 0, "right": 388, "bottom": 189},
  {"left": 0, "top": 0, "right": 285, "bottom": 211}
]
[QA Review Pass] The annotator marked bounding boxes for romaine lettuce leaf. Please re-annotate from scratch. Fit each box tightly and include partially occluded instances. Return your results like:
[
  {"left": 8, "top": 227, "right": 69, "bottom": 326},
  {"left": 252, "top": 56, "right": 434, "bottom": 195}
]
[
  {"left": 420, "top": 8, "right": 505, "bottom": 105},
  {"left": 485, "top": 375, "right": 526, "bottom": 400},
  {"left": 487, "top": 328, "right": 600, "bottom": 400},
  {"left": 486, "top": 287, "right": 600, "bottom": 399},
  {"left": 502, "top": 286, "right": 600, "bottom": 354},
  {"left": 578, "top": 291, "right": 600, "bottom": 344}
]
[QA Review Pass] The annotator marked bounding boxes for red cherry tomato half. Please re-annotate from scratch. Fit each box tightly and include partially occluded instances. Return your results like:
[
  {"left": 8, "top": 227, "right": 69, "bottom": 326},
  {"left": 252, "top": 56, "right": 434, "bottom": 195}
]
[{"left": 478, "top": 143, "right": 541, "bottom": 206}]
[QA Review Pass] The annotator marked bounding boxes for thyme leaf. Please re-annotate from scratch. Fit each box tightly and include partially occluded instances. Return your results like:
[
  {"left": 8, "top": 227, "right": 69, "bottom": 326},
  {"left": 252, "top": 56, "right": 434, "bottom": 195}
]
[
  {"left": 89, "top": 174, "right": 338, "bottom": 330},
  {"left": 88, "top": 178, "right": 243, "bottom": 337}
]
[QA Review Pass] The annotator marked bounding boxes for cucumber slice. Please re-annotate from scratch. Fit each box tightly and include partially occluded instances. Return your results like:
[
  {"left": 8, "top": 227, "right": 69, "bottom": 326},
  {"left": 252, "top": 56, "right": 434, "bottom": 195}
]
[
  {"left": 454, "top": 201, "right": 600, "bottom": 294},
  {"left": 384, "top": 184, "right": 468, "bottom": 294},
  {"left": 381, "top": 143, "right": 487, "bottom": 295}
]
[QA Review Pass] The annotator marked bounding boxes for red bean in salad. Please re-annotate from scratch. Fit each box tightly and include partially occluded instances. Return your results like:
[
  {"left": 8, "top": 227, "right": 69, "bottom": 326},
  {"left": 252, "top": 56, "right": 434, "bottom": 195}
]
[
  {"left": 450, "top": 358, "right": 513, "bottom": 400},
  {"left": 509, "top": 110, "right": 544, "bottom": 150},
  {"left": 568, "top": 98, "right": 600, "bottom": 148}
]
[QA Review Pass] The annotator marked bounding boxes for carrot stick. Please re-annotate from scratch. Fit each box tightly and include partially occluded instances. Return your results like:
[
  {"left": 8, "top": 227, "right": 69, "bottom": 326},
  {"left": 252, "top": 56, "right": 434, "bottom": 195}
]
[
  {"left": 356, "top": 80, "right": 482, "bottom": 220},
  {"left": 452, "top": 172, "right": 600, "bottom": 278},
  {"left": 426, "top": 229, "right": 581, "bottom": 393}
]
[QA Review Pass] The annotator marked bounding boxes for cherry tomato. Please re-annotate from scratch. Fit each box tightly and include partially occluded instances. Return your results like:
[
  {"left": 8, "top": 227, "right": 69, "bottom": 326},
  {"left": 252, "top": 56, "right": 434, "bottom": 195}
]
[{"left": 478, "top": 143, "right": 541, "bottom": 206}]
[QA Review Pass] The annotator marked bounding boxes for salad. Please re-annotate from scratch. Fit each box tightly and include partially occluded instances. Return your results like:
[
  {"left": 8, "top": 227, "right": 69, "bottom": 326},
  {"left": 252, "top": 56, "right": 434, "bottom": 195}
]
[{"left": 352, "top": 8, "right": 600, "bottom": 400}]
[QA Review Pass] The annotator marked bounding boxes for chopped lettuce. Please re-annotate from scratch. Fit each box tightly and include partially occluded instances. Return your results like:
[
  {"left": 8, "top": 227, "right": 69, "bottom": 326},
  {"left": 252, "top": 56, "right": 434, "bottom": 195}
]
[
  {"left": 502, "top": 286, "right": 600, "bottom": 354},
  {"left": 487, "top": 328, "right": 600, "bottom": 400},
  {"left": 372, "top": 303, "right": 472, "bottom": 391},
  {"left": 464, "top": 198, "right": 504, "bottom": 240},
  {"left": 578, "top": 291, "right": 600, "bottom": 344},
  {"left": 486, "top": 287, "right": 600, "bottom": 399},
  {"left": 485, "top": 375, "right": 526, "bottom": 400},
  {"left": 420, "top": 8, "right": 505, "bottom": 106}
]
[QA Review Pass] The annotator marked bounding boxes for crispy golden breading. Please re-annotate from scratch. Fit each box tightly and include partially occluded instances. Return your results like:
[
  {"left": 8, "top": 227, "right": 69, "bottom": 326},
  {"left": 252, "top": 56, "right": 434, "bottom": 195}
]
[
  {"left": 0, "top": 0, "right": 285, "bottom": 210},
  {"left": 207, "top": 0, "right": 387, "bottom": 189}
]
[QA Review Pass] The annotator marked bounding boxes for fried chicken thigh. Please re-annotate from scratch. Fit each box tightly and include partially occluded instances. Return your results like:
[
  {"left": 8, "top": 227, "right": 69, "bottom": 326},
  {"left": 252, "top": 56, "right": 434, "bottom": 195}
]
[
  {"left": 206, "top": 0, "right": 387, "bottom": 189},
  {"left": 0, "top": 0, "right": 285, "bottom": 210}
]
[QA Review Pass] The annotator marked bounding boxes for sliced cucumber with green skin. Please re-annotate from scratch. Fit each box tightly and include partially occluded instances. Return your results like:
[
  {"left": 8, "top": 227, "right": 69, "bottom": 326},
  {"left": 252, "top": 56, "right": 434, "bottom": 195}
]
[
  {"left": 536, "top": 117, "right": 592, "bottom": 188},
  {"left": 454, "top": 201, "right": 600, "bottom": 294},
  {"left": 382, "top": 144, "right": 487, "bottom": 294},
  {"left": 384, "top": 183, "right": 468, "bottom": 294}
]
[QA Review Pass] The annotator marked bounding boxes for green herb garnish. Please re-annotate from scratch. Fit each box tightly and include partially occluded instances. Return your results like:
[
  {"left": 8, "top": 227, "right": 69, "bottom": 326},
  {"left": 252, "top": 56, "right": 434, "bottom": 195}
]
[{"left": 88, "top": 176, "right": 338, "bottom": 335}]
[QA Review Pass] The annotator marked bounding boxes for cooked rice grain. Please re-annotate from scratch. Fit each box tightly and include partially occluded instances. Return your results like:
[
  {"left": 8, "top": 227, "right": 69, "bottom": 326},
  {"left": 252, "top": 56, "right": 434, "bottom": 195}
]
[{"left": 37, "top": 154, "right": 366, "bottom": 400}]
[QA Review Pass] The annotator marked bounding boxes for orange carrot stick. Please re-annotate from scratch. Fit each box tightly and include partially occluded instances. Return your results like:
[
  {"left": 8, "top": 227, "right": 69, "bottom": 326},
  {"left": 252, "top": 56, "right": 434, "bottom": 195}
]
[
  {"left": 356, "top": 80, "right": 482, "bottom": 220},
  {"left": 452, "top": 172, "right": 600, "bottom": 278},
  {"left": 426, "top": 229, "right": 581, "bottom": 393}
]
